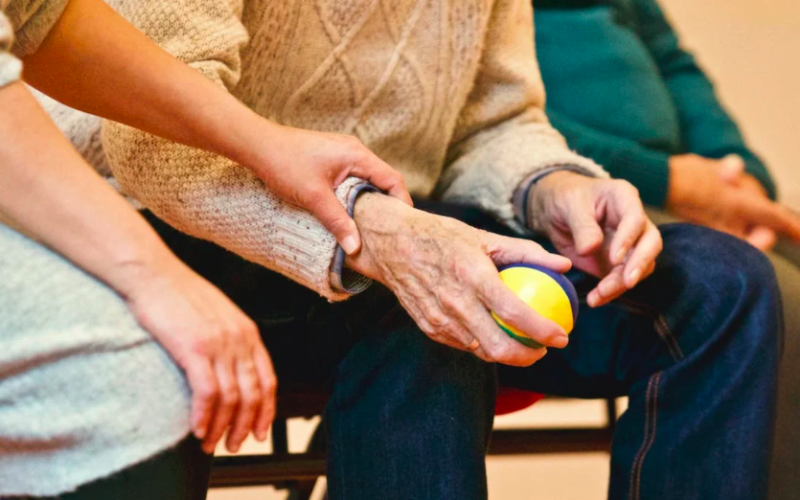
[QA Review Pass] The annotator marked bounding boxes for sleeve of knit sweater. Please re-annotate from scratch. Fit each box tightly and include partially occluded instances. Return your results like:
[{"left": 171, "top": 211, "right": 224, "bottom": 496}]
[
  {"left": 436, "top": 0, "right": 608, "bottom": 233},
  {"left": 0, "top": 0, "right": 69, "bottom": 88},
  {"left": 632, "top": 0, "right": 777, "bottom": 200},
  {"left": 100, "top": 0, "right": 369, "bottom": 302}
]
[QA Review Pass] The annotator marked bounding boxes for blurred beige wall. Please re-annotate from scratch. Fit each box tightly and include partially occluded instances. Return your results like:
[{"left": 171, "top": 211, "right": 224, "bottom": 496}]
[{"left": 660, "top": 0, "right": 800, "bottom": 209}]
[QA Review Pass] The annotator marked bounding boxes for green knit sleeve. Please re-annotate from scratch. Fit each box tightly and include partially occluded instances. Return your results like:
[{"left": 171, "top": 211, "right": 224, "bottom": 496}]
[
  {"left": 547, "top": 108, "right": 671, "bottom": 207},
  {"left": 632, "top": 0, "right": 777, "bottom": 200}
]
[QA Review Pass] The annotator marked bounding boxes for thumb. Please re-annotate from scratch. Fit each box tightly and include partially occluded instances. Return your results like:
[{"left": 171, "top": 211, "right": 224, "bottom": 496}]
[
  {"left": 309, "top": 192, "right": 362, "bottom": 255},
  {"left": 718, "top": 154, "right": 745, "bottom": 184}
]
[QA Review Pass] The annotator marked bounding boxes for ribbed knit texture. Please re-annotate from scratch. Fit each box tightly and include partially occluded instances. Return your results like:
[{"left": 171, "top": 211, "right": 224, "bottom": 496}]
[
  {"left": 44, "top": 0, "right": 606, "bottom": 299},
  {"left": 534, "top": 0, "right": 776, "bottom": 205}
]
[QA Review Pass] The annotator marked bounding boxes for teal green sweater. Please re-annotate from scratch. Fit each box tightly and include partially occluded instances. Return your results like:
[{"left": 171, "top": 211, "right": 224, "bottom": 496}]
[{"left": 534, "top": 0, "right": 776, "bottom": 206}]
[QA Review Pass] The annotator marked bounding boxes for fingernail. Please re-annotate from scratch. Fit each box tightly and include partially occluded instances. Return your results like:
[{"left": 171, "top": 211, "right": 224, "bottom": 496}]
[
  {"left": 615, "top": 247, "right": 627, "bottom": 264},
  {"left": 194, "top": 426, "right": 206, "bottom": 440},
  {"left": 553, "top": 334, "right": 569, "bottom": 348},
  {"left": 341, "top": 235, "right": 359, "bottom": 255},
  {"left": 257, "top": 431, "right": 267, "bottom": 441},
  {"left": 627, "top": 268, "right": 642, "bottom": 285},
  {"left": 231, "top": 444, "right": 240, "bottom": 454}
]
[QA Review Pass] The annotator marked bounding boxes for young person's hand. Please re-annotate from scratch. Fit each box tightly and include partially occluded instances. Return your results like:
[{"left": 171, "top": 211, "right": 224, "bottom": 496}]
[
  {"left": 667, "top": 154, "right": 800, "bottom": 250},
  {"left": 528, "top": 172, "right": 662, "bottom": 308},
  {"left": 119, "top": 259, "right": 276, "bottom": 455},
  {"left": 247, "top": 125, "right": 412, "bottom": 254}
]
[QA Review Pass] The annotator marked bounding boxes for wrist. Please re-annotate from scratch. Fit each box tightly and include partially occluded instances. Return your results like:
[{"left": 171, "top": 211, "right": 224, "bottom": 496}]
[
  {"left": 103, "top": 239, "right": 188, "bottom": 302},
  {"left": 343, "top": 192, "right": 413, "bottom": 281},
  {"left": 666, "top": 155, "right": 697, "bottom": 209},
  {"left": 221, "top": 113, "right": 284, "bottom": 173},
  {"left": 526, "top": 170, "right": 586, "bottom": 232}
]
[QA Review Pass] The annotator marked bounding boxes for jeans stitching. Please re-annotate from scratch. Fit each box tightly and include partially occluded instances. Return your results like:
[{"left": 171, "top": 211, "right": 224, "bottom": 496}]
[
  {"left": 629, "top": 371, "right": 662, "bottom": 500},
  {"left": 655, "top": 316, "right": 684, "bottom": 361},
  {"left": 611, "top": 297, "right": 684, "bottom": 363}
]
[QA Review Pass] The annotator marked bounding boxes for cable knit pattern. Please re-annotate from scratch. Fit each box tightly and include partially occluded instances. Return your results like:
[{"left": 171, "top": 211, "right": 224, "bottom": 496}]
[{"left": 43, "top": 0, "right": 606, "bottom": 300}]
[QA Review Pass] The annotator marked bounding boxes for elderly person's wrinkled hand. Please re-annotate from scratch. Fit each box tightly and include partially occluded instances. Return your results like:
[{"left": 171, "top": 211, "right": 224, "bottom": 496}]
[
  {"left": 344, "top": 193, "right": 573, "bottom": 367},
  {"left": 527, "top": 172, "right": 663, "bottom": 308}
]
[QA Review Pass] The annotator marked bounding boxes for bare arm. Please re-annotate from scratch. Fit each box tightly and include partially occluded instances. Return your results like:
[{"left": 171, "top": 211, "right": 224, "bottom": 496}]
[
  {"left": 0, "top": 81, "right": 174, "bottom": 292},
  {"left": 22, "top": 0, "right": 408, "bottom": 253},
  {"left": 0, "top": 82, "right": 275, "bottom": 454}
]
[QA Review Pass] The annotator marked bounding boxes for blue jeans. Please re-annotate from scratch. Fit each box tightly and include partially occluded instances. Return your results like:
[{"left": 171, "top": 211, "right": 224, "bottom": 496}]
[{"left": 146, "top": 203, "right": 782, "bottom": 500}]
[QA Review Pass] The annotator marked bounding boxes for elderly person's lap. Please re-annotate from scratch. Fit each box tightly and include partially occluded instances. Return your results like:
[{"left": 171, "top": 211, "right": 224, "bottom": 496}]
[{"left": 146, "top": 205, "right": 781, "bottom": 500}]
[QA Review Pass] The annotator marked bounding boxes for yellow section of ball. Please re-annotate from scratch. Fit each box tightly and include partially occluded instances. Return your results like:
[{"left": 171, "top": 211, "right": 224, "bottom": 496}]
[{"left": 491, "top": 266, "right": 574, "bottom": 339}]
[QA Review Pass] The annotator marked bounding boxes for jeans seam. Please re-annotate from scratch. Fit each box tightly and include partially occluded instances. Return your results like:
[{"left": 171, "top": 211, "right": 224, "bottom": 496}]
[
  {"left": 612, "top": 297, "right": 684, "bottom": 362},
  {"left": 628, "top": 371, "right": 662, "bottom": 500},
  {"left": 655, "top": 315, "right": 684, "bottom": 362}
]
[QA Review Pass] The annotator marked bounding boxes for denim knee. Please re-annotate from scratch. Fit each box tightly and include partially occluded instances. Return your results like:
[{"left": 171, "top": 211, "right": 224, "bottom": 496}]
[{"left": 656, "top": 223, "right": 782, "bottom": 355}]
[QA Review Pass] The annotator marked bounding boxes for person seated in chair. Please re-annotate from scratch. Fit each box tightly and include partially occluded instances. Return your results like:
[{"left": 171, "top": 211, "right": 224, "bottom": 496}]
[
  {"left": 532, "top": 1, "right": 800, "bottom": 496},
  {"left": 45, "top": 0, "right": 784, "bottom": 498}
]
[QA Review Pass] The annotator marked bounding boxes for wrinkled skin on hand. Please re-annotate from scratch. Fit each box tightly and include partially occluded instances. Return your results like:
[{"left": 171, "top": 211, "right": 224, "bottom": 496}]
[{"left": 346, "top": 193, "right": 573, "bottom": 367}]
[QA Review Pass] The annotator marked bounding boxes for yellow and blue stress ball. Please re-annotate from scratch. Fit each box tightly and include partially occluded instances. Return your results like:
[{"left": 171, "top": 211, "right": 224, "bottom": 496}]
[{"left": 492, "top": 264, "right": 579, "bottom": 348}]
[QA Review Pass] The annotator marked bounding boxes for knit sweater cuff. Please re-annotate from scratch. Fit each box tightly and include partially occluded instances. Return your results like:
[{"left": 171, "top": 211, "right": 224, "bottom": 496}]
[
  {"left": 512, "top": 165, "right": 600, "bottom": 229},
  {"left": 605, "top": 148, "right": 671, "bottom": 208},
  {"left": 329, "top": 182, "right": 378, "bottom": 294}
]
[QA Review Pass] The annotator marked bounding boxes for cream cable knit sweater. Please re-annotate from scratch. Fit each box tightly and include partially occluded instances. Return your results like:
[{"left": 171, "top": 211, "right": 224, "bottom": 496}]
[{"left": 45, "top": 0, "right": 607, "bottom": 302}]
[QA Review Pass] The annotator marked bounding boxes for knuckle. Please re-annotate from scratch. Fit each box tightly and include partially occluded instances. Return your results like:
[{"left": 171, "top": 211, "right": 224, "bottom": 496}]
[
  {"left": 189, "top": 335, "right": 216, "bottom": 356},
  {"left": 426, "top": 311, "right": 451, "bottom": 330},
  {"left": 242, "top": 387, "right": 262, "bottom": 407},
  {"left": 240, "top": 317, "right": 259, "bottom": 337},
  {"left": 302, "top": 185, "right": 328, "bottom": 205},
  {"left": 262, "top": 377, "right": 278, "bottom": 396},
  {"left": 615, "top": 179, "right": 638, "bottom": 194},
  {"left": 483, "top": 342, "right": 508, "bottom": 362},
  {"left": 221, "top": 388, "right": 240, "bottom": 406},
  {"left": 197, "top": 382, "right": 219, "bottom": 402}
]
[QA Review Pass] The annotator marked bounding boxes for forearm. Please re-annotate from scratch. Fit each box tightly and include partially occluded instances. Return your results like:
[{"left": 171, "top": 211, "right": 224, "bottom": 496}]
[
  {"left": 103, "top": 118, "right": 365, "bottom": 301},
  {"left": 21, "top": 0, "right": 275, "bottom": 171},
  {"left": 0, "top": 82, "right": 178, "bottom": 298}
]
